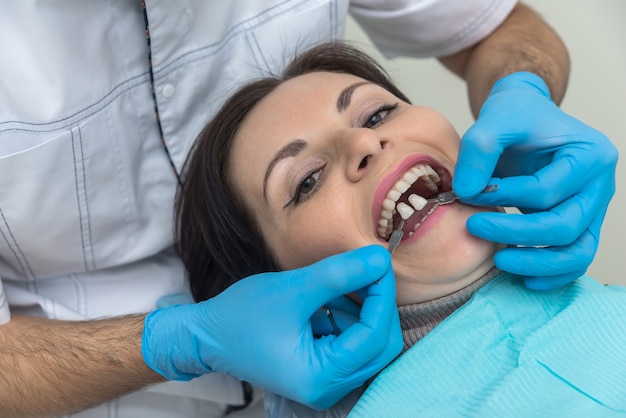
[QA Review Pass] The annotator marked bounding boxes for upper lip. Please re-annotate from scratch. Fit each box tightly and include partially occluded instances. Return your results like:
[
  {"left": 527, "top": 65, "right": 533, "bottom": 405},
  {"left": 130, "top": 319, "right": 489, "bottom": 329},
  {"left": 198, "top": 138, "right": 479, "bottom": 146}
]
[{"left": 372, "top": 154, "right": 452, "bottom": 239}]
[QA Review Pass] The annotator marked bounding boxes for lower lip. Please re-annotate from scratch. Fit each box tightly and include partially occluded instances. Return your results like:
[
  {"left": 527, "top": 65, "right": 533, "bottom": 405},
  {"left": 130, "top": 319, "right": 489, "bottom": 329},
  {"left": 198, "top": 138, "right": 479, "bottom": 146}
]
[{"left": 400, "top": 203, "right": 451, "bottom": 244}]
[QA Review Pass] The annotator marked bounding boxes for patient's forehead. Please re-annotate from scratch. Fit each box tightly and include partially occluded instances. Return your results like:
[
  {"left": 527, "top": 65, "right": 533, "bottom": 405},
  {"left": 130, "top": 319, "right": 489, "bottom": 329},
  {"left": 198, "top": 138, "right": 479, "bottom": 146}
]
[
  {"left": 256, "top": 71, "right": 371, "bottom": 110},
  {"left": 238, "top": 71, "right": 389, "bottom": 145},
  {"left": 235, "top": 72, "right": 363, "bottom": 146}
]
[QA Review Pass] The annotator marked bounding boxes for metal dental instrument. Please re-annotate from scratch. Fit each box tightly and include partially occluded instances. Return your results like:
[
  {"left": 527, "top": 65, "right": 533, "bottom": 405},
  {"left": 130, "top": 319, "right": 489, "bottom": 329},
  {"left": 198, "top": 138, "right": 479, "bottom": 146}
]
[
  {"left": 326, "top": 308, "right": 342, "bottom": 336},
  {"left": 387, "top": 219, "right": 404, "bottom": 255},
  {"left": 426, "top": 184, "right": 499, "bottom": 206},
  {"left": 386, "top": 184, "right": 498, "bottom": 254}
]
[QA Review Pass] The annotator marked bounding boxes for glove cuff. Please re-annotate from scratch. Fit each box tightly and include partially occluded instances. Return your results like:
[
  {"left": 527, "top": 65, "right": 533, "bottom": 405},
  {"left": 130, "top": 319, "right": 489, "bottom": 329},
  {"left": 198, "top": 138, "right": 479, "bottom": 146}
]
[
  {"left": 142, "top": 306, "right": 210, "bottom": 381},
  {"left": 491, "top": 71, "right": 551, "bottom": 99}
]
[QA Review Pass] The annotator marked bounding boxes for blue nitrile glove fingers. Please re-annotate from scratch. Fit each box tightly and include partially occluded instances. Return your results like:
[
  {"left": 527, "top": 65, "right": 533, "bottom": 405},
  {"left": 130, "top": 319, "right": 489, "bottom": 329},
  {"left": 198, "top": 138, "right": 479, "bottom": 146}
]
[
  {"left": 453, "top": 72, "right": 617, "bottom": 288},
  {"left": 487, "top": 213, "right": 603, "bottom": 290},
  {"left": 142, "top": 245, "right": 402, "bottom": 409}
]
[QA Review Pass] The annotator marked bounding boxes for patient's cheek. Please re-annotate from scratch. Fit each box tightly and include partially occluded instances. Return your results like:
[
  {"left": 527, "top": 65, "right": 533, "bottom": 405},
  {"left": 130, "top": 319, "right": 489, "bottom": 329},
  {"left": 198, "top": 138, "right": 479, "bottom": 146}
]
[
  {"left": 275, "top": 238, "right": 353, "bottom": 271},
  {"left": 276, "top": 245, "right": 335, "bottom": 271}
]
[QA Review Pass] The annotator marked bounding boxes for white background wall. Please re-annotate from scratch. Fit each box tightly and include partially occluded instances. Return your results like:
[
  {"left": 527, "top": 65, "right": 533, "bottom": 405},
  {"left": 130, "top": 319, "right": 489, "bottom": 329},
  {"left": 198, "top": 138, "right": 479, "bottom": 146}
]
[{"left": 345, "top": 0, "right": 626, "bottom": 285}]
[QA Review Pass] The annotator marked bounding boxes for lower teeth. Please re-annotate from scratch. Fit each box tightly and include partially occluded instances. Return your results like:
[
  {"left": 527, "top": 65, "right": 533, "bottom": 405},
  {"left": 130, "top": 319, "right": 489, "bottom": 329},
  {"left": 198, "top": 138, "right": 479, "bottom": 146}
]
[{"left": 396, "top": 202, "right": 414, "bottom": 220}]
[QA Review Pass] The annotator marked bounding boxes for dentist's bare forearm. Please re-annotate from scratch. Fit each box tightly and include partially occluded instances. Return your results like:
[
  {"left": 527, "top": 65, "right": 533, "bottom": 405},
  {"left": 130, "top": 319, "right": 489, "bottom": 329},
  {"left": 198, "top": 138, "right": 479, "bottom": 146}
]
[
  {"left": 438, "top": 2, "right": 570, "bottom": 116},
  {"left": 0, "top": 314, "right": 164, "bottom": 417}
]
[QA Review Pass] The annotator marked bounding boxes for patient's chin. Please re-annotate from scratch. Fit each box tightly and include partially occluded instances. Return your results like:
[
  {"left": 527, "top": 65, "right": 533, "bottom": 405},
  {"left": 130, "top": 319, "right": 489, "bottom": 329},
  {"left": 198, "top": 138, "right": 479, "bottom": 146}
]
[
  {"left": 394, "top": 254, "right": 496, "bottom": 305},
  {"left": 392, "top": 230, "right": 497, "bottom": 304}
]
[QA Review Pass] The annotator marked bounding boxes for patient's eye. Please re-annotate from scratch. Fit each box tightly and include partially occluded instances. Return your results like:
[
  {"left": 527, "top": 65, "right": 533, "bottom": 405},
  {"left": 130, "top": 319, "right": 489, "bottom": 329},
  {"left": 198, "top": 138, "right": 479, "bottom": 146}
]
[
  {"left": 363, "top": 103, "right": 399, "bottom": 129},
  {"left": 284, "top": 166, "right": 325, "bottom": 208},
  {"left": 298, "top": 173, "right": 318, "bottom": 196}
]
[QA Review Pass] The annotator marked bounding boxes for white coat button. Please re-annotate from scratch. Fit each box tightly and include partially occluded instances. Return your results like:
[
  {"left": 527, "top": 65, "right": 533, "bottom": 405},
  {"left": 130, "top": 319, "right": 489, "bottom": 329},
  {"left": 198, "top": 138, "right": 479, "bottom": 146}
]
[{"left": 162, "top": 84, "right": 175, "bottom": 98}]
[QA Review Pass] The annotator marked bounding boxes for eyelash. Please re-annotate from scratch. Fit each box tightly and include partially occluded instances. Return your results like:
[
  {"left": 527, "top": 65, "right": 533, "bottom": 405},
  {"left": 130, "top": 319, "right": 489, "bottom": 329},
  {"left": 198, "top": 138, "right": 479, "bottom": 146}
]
[
  {"left": 362, "top": 102, "right": 399, "bottom": 128},
  {"left": 284, "top": 164, "right": 326, "bottom": 208}
]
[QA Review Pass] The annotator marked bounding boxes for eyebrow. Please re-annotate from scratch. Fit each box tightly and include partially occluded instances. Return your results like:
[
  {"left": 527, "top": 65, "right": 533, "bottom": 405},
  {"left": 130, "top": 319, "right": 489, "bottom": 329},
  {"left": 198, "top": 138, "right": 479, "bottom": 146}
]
[
  {"left": 263, "top": 139, "right": 307, "bottom": 201},
  {"left": 336, "top": 81, "right": 371, "bottom": 112}
]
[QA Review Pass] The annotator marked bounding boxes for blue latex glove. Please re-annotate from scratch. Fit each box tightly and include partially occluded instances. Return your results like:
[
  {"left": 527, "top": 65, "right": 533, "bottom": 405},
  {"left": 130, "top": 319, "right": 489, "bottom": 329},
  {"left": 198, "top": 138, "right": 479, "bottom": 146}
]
[
  {"left": 310, "top": 295, "right": 361, "bottom": 337},
  {"left": 142, "top": 245, "right": 402, "bottom": 409},
  {"left": 453, "top": 71, "right": 617, "bottom": 290}
]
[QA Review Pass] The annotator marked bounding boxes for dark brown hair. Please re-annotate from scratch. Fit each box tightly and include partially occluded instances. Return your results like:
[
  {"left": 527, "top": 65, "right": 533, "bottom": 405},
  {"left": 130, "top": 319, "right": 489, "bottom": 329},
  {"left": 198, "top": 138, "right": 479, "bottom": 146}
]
[{"left": 175, "top": 42, "right": 410, "bottom": 302}]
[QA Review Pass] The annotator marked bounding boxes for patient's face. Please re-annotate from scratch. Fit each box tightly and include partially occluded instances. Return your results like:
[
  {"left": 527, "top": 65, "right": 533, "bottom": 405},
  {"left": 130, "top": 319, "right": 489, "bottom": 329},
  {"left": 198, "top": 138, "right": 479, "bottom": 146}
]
[{"left": 229, "top": 71, "right": 498, "bottom": 304}]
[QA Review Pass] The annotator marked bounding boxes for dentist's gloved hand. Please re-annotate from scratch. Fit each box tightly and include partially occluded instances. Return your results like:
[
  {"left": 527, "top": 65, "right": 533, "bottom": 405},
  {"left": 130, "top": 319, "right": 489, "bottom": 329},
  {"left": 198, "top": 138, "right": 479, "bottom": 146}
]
[
  {"left": 142, "top": 245, "right": 402, "bottom": 409},
  {"left": 453, "top": 71, "right": 617, "bottom": 290}
]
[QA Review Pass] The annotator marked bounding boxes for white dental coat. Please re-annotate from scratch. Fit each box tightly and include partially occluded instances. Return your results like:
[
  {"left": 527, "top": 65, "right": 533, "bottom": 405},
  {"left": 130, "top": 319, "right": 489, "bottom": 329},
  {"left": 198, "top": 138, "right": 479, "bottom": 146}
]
[{"left": 0, "top": 0, "right": 516, "bottom": 416}]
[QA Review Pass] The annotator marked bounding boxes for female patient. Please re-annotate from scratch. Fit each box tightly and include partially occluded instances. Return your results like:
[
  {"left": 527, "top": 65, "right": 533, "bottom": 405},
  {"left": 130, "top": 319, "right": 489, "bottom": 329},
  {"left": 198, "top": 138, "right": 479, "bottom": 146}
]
[{"left": 175, "top": 42, "right": 626, "bottom": 417}]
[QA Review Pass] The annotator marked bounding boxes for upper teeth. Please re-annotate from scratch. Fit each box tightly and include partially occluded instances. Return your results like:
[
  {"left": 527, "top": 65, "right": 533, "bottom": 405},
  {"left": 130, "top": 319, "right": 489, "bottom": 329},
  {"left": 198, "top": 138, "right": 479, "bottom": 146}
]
[{"left": 377, "top": 164, "right": 440, "bottom": 239}]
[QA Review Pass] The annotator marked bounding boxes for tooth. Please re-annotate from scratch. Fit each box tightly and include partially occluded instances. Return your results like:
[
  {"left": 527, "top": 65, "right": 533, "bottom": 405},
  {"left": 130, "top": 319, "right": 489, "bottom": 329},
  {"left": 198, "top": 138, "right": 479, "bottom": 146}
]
[
  {"left": 423, "top": 176, "right": 439, "bottom": 192},
  {"left": 396, "top": 180, "right": 411, "bottom": 193},
  {"left": 409, "top": 194, "right": 427, "bottom": 210},
  {"left": 378, "top": 218, "right": 388, "bottom": 227},
  {"left": 411, "top": 166, "right": 426, "bottom": 177},
  {"left": 382, "top": 198, "right": 395, "bottom": 211},
  {"left": 388, "top": 189, "right": 401, "bottom": 201},
  {"left": 403, "top": 170, "right": 419, "bottom": 184},
  {"left": 427, "top": 167, "right": 441, "bottom": 183},
  {"left": 381, "top": 209, "right": 393, "bottom": 219},
  {"left": 377, "top": 226, "right": 387, "bottom": 237},
  {"left": 397, "top": 202, "right": 415, "bottom": 220}
]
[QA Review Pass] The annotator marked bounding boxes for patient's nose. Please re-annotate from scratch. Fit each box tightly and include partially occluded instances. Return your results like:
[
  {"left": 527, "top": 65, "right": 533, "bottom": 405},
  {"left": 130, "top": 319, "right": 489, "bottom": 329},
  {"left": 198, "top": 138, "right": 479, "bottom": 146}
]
[{"left": 340, "top": 128, "right": 387, "bottom": 182}]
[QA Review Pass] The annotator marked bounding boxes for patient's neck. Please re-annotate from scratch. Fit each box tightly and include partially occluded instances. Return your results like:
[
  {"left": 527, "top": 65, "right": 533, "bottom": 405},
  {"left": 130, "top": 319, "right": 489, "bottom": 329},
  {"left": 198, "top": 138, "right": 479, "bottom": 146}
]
[{"left": 398, "top": 266, "right": 500, "bottom": 351}]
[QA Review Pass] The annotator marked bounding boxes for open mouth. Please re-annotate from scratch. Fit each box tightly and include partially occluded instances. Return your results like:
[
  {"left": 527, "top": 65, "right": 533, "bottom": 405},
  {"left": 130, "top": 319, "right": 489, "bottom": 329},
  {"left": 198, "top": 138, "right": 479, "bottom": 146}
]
[{"left": 376, "top": 163, "right": 451, "bottom": 241}]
